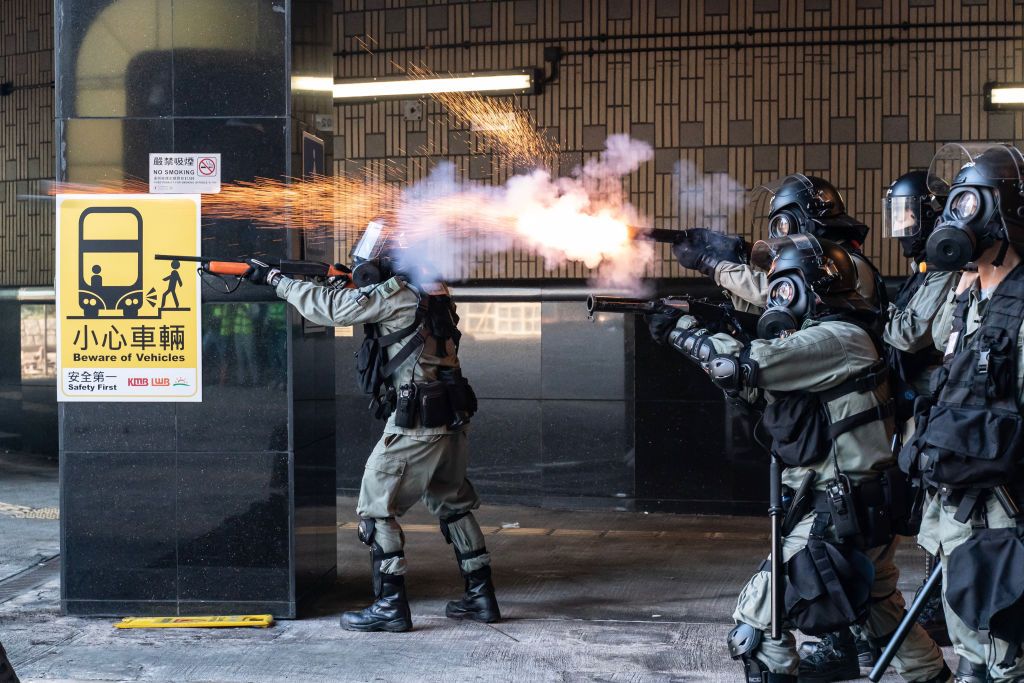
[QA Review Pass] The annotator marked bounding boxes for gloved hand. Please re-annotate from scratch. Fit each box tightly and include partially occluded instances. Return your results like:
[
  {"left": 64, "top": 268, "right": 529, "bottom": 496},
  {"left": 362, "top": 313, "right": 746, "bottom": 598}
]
[
  {"left": 672, "top": 228, "right": 747, "bottom": 278},
  {"left": 244, "top": 259, "right": 282, "bottom": 286},
  {"left": 647, "top": 312, "right": 681, "bottom": 345},
  {"left": 326, "top": 262, "right": 352, "bottom": 288}
]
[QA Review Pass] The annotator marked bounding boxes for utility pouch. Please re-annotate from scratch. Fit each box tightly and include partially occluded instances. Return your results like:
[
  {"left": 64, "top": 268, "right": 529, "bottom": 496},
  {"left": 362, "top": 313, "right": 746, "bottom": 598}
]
[
  {"left": 826, "top": 476, "right": 862, "bottom": 542},
  {"left": 762, "top": 392, "right": 831, "bottom": 467},
  {"left": 394, "top": 383, "right": 418, "bottom": 428},
  {"left": 784, "top": 519, "right": 875, "bottom": 635},
  {"left": 418, "top": 380, "right": 455, "bottom": 428},
  {"left": 439, "top": 368, "right": 477, "bottom": 429},
  {"left": 946, "top": 525, "right": 1024, "bottom": 668},
  {"left": 922, "top": 404, "right": 1023, "bottom": 489},
  {"left": 852, "top": 474, "right": 895, "bottom": 548},
  {"left": 881, "top": 464, "right": 920, "bottom": 537}
]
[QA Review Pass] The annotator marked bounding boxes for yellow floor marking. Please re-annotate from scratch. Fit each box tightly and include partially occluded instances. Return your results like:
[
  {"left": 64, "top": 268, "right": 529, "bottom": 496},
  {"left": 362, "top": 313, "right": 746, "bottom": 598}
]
[{"left": 116, "top": 615, "right": 274, "bottom": 629}]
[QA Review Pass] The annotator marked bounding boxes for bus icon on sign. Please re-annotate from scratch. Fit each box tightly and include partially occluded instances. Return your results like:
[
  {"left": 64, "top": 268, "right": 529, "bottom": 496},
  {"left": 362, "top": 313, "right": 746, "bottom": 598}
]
[{"left": 78, "top": 207, "right": 144, "bottom": 319}]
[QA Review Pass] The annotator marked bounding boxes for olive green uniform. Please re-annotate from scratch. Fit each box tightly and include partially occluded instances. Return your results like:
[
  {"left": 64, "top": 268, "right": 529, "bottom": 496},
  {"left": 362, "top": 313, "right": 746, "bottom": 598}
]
[
  {"left": 679, "top": 315, "right": 947, "bottom": 680},
  {"left": 274, "top": 276, "right": 489, "bottom": 575},
  {"left": 884, "top": 269, "right": 959, "bottom": 441},
  {"left": 920, "top": 279, "right": 1024, "bottom": 680}
]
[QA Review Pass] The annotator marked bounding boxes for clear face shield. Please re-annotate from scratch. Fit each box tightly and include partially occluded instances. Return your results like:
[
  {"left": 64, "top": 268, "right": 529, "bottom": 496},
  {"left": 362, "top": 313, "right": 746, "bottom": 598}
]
[
  {"left": 750, "top": 173, "right": 819, "bottom": 238},
  {"left": 882, "top": 195, "right": 923, "bottom": 238},
  {"left": 351, "top": 219, "right": 389, "bottom": 263}
]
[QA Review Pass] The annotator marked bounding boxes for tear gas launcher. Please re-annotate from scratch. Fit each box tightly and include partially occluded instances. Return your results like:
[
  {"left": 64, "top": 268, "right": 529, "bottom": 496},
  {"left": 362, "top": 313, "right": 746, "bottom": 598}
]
[
  {"left": 154, "top": 255, "right": 353, "bottom": 293},
  {"left": 586, "top": 295, "right": 760, "bottom": 343}
]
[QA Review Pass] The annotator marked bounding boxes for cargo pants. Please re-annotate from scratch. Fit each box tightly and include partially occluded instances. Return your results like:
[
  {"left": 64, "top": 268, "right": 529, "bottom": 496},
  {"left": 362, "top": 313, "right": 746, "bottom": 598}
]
[
  {"left": 733, "top": 513, "right": 947, "bottom": 680},
  {"left": 355, "top": 429, "right": 490, "bottom": 575}
]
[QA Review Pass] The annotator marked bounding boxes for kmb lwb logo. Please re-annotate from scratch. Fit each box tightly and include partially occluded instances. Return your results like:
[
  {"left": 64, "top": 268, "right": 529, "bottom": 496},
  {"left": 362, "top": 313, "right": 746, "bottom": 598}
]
[{"left": 127, "top": 377, "right": 149, "bottom": 387}]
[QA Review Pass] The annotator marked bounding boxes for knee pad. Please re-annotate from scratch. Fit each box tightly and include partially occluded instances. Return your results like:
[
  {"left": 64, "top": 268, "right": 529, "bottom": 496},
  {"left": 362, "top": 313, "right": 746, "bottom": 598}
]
[
  {"left": 439, "top": 511, "right": 471, "bottom": 545},
  {"left": 357, "top": 517, "right": 376, "bottom": 547},
  {"left": 728, "top": 623, "right": 763, "bottom": 660},
  {"left": 729, "top": 623, "right": 790, "bottom": 682}
]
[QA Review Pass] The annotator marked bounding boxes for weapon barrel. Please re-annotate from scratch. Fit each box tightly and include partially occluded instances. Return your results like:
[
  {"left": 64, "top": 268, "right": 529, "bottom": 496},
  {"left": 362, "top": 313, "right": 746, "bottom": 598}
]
[
  {"left": 155, "top": 254, "right": 210, "bottom": 262},
  {"left": 586, "top": 295, "right": 653, "bottom": 317},
  {"left": 631, "top": 227, "right": 686, "bottom": 244},
  {"left": 869, "top": 564, "right": 943, "bottom": 681}
]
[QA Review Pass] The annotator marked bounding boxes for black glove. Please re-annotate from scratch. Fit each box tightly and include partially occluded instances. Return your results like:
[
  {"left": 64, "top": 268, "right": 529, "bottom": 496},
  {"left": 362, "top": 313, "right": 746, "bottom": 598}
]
[
  {"left": 244, "top": 259, "right": 282, "bottom": 286},
  {"left": 672, "top": 228, "right": 747, "bottom": 278},
  {"left": 647, "top": 312, "right": 681, "bottom": 345}
]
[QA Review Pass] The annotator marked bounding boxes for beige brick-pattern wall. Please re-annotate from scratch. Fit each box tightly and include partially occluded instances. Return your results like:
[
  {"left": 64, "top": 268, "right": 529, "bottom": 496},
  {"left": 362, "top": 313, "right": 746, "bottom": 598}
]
[
  {"left": 333, "top": 0, "right": 1024, "bottom": 279},
  {"left": 0, "top": 0, "right": 53, "bottom": 287}
]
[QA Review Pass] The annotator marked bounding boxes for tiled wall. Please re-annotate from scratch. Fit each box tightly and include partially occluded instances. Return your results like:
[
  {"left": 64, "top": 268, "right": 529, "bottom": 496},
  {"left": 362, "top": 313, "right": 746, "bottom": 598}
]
[
  {"left": 333, "top": 0, "right": 1024, "bottom": 278},
  {"left": 0, "top": 0, "right": 53, "bottom": 286}
]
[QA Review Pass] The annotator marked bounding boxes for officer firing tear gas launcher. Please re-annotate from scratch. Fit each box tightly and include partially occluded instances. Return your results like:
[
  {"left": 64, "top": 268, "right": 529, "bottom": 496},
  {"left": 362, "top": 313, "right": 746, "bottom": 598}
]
[
  {"left": 630, "top": 233, "right": 950, "bottom": 683},
  {"left": 168, "top": 219, "right": 501, "bottom": 634}
]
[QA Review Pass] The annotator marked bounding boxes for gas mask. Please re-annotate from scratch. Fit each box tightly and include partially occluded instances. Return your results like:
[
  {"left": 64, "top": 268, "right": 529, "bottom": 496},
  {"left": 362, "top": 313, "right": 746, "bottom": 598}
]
[
  {"left": 924, "top": 187, "right": 1004, "bottom": 271},
  {"left": 922, "top": 143, "right": 1024, "bottom": 271},
  {"left": 757, "top": 272, "right": 816, "bottom": 339},
  {"left": 751, "top": 234, "right": 848, "bottom": 340}
]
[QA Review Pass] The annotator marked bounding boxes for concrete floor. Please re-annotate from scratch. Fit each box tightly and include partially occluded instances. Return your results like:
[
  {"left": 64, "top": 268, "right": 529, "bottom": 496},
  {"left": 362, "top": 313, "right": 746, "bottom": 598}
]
[{"left": 0, "top": 459, "right": 948, "bottom": 682}]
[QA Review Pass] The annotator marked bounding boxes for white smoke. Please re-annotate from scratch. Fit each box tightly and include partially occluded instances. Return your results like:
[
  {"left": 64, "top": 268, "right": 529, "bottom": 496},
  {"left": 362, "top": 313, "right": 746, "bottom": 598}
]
[
  {"left": 675, "top": 158, "right": 750, "bottom": 233},
  {"left": 393, "top": 135, "right": 655, "bottom": 292}
]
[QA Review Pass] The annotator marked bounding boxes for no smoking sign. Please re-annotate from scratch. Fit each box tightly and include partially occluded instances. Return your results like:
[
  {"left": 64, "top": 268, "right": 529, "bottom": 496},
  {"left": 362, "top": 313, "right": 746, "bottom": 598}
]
[
  {"left": 148, "top": 153, "right": 221, "bottom": 194},
  {"left": 197, "top": 157, "right": 217, "bottom": 176}
]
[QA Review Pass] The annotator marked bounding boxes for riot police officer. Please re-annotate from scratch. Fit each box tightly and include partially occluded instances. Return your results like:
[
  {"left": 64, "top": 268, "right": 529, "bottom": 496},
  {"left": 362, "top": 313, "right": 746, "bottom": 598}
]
[
  {"left": 880, "top": 169, "right": 964, "bottom": 664},
  {"left": 649, "top": 234, "right": 949, "bottom": 682},
  {"left": 902, "top": 143, "right": 1024, "bottom": 682},
  {"left": 672, "top": 174, "right": 886, "bottom": 328},
  {"left": 246, "top": 221, "right": 500, "bottom": 632}
]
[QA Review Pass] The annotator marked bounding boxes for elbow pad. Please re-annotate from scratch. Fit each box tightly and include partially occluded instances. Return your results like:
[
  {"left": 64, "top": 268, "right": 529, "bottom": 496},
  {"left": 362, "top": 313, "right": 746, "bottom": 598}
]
[
  {"left": 707, "top": 349, "right": 759, "bottom": 395},
  {"left": 668, "top": 327, "right": 711, "bottom": 364}
]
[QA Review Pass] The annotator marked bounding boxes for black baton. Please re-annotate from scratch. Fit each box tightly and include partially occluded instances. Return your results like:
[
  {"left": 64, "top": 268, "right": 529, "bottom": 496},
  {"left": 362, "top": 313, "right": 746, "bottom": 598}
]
[{"left": 869, "top": 562, "right": 943, "bottom": 682}]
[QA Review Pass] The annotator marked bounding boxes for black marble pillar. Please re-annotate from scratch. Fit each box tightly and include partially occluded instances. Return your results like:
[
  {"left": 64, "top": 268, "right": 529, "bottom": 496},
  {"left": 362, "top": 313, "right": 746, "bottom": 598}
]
[{"left": 57, "top": 0, "right": 336, "bottom": 618}]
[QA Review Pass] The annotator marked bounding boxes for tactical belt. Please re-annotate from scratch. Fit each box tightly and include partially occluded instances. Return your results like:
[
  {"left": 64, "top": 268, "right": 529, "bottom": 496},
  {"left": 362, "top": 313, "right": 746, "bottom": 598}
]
[{"left": 810, "top": 476, "right": 888, "bottom": 514}]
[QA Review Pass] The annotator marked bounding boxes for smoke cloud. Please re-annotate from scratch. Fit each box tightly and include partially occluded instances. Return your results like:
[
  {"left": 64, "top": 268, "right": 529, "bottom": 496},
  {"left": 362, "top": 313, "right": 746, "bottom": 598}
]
[
  {"left": 394, "top": 135, "right": 655, "bottom": 292},
  {"left": 675, "top": 158, "right": 750, "bottom": 233}
]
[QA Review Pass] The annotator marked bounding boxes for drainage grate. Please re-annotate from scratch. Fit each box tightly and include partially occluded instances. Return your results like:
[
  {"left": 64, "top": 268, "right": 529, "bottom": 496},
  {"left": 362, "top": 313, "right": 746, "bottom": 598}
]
[{"left": 0, "top": 555, "right": 60, "bottom": 604}]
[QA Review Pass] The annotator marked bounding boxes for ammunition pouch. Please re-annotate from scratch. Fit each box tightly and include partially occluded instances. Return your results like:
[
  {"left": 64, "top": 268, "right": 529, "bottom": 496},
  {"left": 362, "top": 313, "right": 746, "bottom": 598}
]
[
  {"left": 395, "top": 369, "right": 478, "bottom": 430},
  {"left": 783, "top": 513, "right": 875, "bottom": 636},
  {"left": 914, "top": 404, "right": 1023, "bottom": 490}
]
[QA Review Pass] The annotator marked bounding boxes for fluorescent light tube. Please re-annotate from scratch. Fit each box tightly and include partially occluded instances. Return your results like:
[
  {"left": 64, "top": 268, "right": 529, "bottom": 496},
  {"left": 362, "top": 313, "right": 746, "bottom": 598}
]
[
  {"left": 333, "top": 72, "right": 535, "bottom": 100},
  {"left": 291, "top": 76, "right": 335, "bottom": 93}
]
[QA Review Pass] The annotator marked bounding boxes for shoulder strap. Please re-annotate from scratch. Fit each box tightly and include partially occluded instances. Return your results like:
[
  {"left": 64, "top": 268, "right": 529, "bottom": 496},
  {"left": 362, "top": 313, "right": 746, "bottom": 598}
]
[{"left": 379, "top": 296, "right": 431, "bottom": 379}]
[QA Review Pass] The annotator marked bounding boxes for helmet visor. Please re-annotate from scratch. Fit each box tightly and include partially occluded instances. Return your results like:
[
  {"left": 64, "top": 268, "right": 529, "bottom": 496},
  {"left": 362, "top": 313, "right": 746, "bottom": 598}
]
[
  {"left": 351, "top": 219, "right": 389, "bottom": 261},
  {"left": 883, "top": 195, "right": 922, "bottom": 238},
  {"left": 928, "top": 143, "right": 1024, "bottom": 194},
  {"left": 749, "top": 173, "right": 817, "bottom": 234},
  {"left": 750, "top": 233, "right": 823, "bottom": 272}
]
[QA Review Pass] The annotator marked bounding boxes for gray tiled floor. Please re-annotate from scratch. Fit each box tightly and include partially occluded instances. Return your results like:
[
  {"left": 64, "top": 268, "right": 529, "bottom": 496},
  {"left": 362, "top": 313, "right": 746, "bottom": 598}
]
[{"left": 0, "top": 464, "right": 944, "bottom": 681}]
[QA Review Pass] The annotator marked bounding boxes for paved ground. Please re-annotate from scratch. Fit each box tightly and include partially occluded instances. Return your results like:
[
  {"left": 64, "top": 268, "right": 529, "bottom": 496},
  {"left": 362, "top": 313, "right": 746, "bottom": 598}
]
[{"left": 0, "top": 458, "right": 950, "bottom": 682}]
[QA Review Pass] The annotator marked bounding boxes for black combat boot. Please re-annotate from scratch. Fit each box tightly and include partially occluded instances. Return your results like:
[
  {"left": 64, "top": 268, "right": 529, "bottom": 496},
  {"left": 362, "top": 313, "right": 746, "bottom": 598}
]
[
  {"left": 954, "top": 657, "right": 987, "bottom": 683},
  {"left": 0, "top": 642, "right": 19, "bottom": 683},
  {"left": 445, "top": 565, "right": 501, "bottom": 623},
  {"left": 340, "top": 571, "right": 412, "bottom": 632},
  {"left": 797, "top": 629, "right": 861, "bottom": 682},
  {"left": 854, "top": 631, "right": 881, "bottom": 667}
]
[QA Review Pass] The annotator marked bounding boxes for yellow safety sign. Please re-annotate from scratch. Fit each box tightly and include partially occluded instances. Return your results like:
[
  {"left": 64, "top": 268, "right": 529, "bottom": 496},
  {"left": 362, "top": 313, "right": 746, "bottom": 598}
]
[
  {"left": 56, "top": 194, "right": 202, "bottom": 402},
  {"left": 115, "top": 615, "right": 274, "bottom": 629}
]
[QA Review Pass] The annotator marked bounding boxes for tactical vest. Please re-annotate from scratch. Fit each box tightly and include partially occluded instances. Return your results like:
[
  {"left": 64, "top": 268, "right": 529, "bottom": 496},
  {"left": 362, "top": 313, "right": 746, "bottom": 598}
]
[
  {"left": 762, "top": 316, "right": 892, "bottom": 468},
  {"left": 909, "top": 263, "right": 1024, "bottom": 491},
  {"left": 886, "top": 270, "right": 945, "bottom": 422},
  {"left": 355, "top": 283, "right": 476, "bottom": 427}
]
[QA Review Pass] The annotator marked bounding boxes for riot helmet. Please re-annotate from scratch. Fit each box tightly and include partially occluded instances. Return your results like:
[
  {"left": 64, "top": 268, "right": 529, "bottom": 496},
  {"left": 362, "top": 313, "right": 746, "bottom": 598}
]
[
  {"left": 750, "top": 234, "right": 869, "bottom": 338},
  {"left": 882, "top": 170, "right": 949, "bottom": 261},
  {"left": 752, "top": 173, "right": 869, "bottom": 245},
  {"left": 350, "top": 218, "right": 404, "bottom": 287},
  {"left": 924, "top": 143, "right": 1024, "bottom": 271}
]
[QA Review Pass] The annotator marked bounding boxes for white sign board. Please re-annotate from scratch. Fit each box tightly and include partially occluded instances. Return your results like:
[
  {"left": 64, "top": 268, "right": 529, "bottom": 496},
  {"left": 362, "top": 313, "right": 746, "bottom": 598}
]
[{"left": 149, "top": 153, "right": 221, "bottom": 194}]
